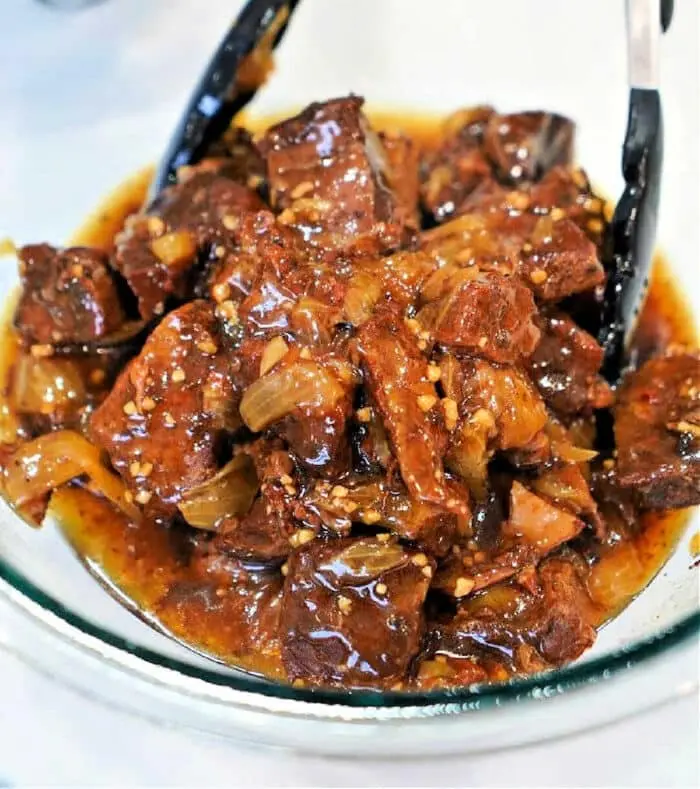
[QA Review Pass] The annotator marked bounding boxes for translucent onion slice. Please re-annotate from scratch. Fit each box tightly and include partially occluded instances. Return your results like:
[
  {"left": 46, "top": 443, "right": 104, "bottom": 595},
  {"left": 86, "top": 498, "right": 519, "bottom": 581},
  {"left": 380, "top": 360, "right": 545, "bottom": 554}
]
[
  {"left": 240, "top": 361, "right": 346, "bottom": 432},
  {"left": 177, "top": 454, "right": 258, "bottom": 529},
  {"left": 2, "top": 430, "right": 139, "bottom": 522},
  {"left": 11, "top": 354, "right": 87, "bottom": 415}
]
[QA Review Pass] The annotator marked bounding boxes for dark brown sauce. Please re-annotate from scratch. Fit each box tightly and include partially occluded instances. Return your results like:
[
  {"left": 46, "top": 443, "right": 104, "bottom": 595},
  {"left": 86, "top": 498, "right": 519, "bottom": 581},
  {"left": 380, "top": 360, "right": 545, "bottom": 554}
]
[{"left": 2, "top": 113, "right": 698, "bottom": 686}]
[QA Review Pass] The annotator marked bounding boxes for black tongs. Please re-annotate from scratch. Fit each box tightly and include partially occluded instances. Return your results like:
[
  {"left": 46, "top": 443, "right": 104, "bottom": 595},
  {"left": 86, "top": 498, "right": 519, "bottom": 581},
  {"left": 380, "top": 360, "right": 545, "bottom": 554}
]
[
  {"left": 598, "top": 0, "right": 674, "bottom": 382},
  {"left": 150, "top": 0, "right": 301, "bottom": 199}
]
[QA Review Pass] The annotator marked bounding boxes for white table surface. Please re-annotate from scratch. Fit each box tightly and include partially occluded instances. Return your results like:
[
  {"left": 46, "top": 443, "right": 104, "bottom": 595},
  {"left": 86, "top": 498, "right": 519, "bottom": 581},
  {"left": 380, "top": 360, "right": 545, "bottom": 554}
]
[{"left": 0, "top": 0, "right": 699, "bottom": 785}]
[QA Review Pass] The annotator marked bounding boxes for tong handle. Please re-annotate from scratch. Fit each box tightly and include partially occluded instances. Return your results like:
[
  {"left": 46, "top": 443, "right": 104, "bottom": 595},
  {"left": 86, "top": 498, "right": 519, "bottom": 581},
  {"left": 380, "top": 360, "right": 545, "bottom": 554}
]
[
  {"left": 599, "top": 0, "right": 673, "bottom": 381},
  {"left": 151, "top": 0, "right": 300, "bottom": 199}
]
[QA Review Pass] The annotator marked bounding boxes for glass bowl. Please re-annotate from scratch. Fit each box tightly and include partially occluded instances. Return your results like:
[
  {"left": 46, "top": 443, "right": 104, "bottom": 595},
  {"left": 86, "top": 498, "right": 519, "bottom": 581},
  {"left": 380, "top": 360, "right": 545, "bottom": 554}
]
[{"left": 0, "top": 0, "right": 698, "bottom": 755}]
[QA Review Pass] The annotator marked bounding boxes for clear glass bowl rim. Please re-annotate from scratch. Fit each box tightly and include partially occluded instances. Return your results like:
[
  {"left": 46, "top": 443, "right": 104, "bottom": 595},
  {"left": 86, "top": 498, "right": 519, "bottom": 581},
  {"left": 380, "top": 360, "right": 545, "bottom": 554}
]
[{"left": 0, "top": 530, "right": 698, "bottom": 715}]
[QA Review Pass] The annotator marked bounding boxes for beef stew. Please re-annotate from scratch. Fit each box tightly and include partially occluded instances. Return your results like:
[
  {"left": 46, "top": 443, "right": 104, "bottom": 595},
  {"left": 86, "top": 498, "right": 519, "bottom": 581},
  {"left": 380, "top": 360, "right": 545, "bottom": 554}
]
[{"left": 1, "top": 103, "right": 697, "bottom": 691}]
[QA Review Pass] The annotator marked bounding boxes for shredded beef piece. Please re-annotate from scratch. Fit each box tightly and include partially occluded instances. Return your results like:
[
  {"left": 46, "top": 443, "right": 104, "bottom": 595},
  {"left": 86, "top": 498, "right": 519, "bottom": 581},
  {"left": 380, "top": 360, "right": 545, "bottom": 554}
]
[{"left": 357, "top": 314, "right": 452, "bottom": 505}]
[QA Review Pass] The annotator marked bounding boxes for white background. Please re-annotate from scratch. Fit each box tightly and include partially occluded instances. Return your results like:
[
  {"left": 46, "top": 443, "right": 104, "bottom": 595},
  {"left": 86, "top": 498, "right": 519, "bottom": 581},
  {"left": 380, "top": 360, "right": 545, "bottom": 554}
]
[{"left": 0, "top": 0, "right": 698, "bottom": 785}]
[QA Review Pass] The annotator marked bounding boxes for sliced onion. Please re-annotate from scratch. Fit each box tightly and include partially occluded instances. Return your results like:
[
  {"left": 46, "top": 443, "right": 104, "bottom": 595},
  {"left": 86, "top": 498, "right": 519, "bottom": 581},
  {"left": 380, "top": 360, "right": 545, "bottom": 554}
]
[
  {"left": 11, "top": 354, "right": 87, "bottom": 415},
  {"left": 532, "top": 465, "right": 598, "bottom": 517},
  {"left": 2, "top": 430, "right": 139, "bottom": 522},
  {"left": 240, "top": 361, "right": 346, "bottom": 432},
  {"left": 177, "top": 454, "right": 258, "bottom": 529},
  {"left": 546, "top": 419, "right": 598, "bottom": 463},
  {"left": 343, "top": 270, "right": 382, "bottom": 326},
  {"left": 259, "top": 336, "right": 289, "bottom": 377},
  {"left": 446, "top": 418, "right": 493, "bottom": 499}
]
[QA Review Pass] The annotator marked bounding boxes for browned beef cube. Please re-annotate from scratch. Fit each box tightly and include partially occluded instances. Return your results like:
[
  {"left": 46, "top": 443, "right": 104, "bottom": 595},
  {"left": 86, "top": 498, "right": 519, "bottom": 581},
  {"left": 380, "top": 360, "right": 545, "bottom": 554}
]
[
  {"left": 303, "top": 476, "right": 470, "bottom": 557},
  {"left": 463, "top": 166, "right": 608, "bottom": 249},
  {"left": 342, "top": 250, "right": 436, "bottom": 327},
  {"left": 527, "top": 166, "right": 608, "bottom": 247},
  {"left": 519, "top": 215, "right": 604, "bottom": 301},
  {"left": 441, "top": 355, "right": 549, "bottom": 495},
  {"left": 114, "top": 168, "right": 264, "bottom": 320},
  {"left": 280, "top": 537, "right": 434, "bottom": 686},
  {"left": 357, "top": 314, "right": 451, "bottom": 505},
  {"left": 434, "top": 481, "right": 584, "bottom": 597},
  {"left": 279, "top": 398, "right": 352, "bottom": 476},
  {"left": 207, "top": 210, "right": 353, "bottom": 345},
  {"left": 419, "top": 106, "right": 494, "bottom": 222},
  {"left": 90, "top": 301, "right": 240, "bottom": 516},
  {"left": 197, "top": 126, "right": 266, "bottom": 190},
  {"left": 15, "top": 245, "right": 125, "bottom": 345},
  {"left": 448, "top": 357, "right": 549, "bottom": 452},
  {"left": 430, "top": 554, "right": 596, "bottom": 671},
  {"left": 528, "top": 311, "right": 613, "bottom": 416},
  {"left": 482, "top": 111, "right": 574, "bottom": 184},
  {"left": 615, "top": 352, "right": 700, "bottom": 509},
  {"left": 422, "top": 208, "right": 604, "bottom": 304},
  {"left": 259, "top": 96, "right": 410, "bottom": 255},
  {"left": 417, "top": 269, "right": 540, "bottom": 363},
  {"left": 207, "top": 210, "right": 305, "bottom": 307},
  {"left": 239, "top": 348, "right": 356, "bottom": 477},
  {"left": 380, "top": 131, "right": 421, "bottom": 230},
  {"left": 208, "top": 440, "right": 312, "bottom": 562}
]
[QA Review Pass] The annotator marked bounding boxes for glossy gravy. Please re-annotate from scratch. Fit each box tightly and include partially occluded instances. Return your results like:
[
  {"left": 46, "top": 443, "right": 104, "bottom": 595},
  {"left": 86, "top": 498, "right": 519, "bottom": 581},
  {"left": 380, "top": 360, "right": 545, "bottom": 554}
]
[{"left": 2, "top": 113, "right": 697, "bottom": 681}]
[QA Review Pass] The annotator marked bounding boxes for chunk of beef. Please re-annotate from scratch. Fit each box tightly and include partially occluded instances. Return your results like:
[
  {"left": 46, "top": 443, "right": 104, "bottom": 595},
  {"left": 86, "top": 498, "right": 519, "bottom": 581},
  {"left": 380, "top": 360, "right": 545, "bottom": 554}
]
[
  {"left": 90, "top": 301, "right": 240, "bottom": 516},
  {"left": 380, "top": 131, "right": 421, "bottom": 230},
  {"left": 114, "top": 168, "right": 264, "bottom": 319},
  {"left": 206, "top": 211, "right": 354, "bottom": 346},
  {"left": 527, "top": 311, "right": 613, "bottom": 416},
  {"left": 440, "top": 355, "right": 549, "bottom": 495},
  {"left": 463, "top": 166, "right": 608, "bottom": 249},
  {"left": 429, "top": 554, "right": 596, "bottom": 672},
  {"left": 434, "top": 481, "right": 584, "bottom": 597},
  {"left": 420, "top": 206, "right": 604, "bottom": 303},
  {"left": 357, "top": 314, "right": 451, "bottom": 505},
  {"left": 445, "top": 356, "right": 549, "bottom": 452},
  {"left": 258, "top": 96, "right": 410, "bottom": 255},
  {"left": 303, "top": 476, "right": 470, "bottom": 557},
  {"left": 526, "top": 166, "right": 608, "bottom": 248},
  {"left": 280, "top": 537, "right": 434, "bottom": 686},
  {"left": 206, "top": 440, "right": 312, "bottom": 562},
  {"left": 416, "top": 269, "right": 540, "bottom": 363},
  {"left": 518, "top": 214, "right": 604, "bottom": 301},
  {"left": 239, "top": 350, "right": 356, "bottom": 476},
  {"left": 342, "top": 250, "right": 436, "bottom": 327},
  {"left": 207, "top": 210, "right": 306, "bottom": 308},
  {"left": 482, "top": 111, "right": 574, "bottom": 184},
  {"left": 278, "top": 384, "right": 353, "bottom": 476},
  {"left": 15, "top": 245, "right": 125, "bottom": 345},
  {"left": 615, "top": 352, "right": 700, "bottom": 509},
  {"left": 198, "top": 126, "right": 266, "bottom": 190},
  {"left": 419, "top": 106, "right": 494, "bottom": 222},
  {"left": 420, "top": 210, "right": 521, "bottom": 275}
]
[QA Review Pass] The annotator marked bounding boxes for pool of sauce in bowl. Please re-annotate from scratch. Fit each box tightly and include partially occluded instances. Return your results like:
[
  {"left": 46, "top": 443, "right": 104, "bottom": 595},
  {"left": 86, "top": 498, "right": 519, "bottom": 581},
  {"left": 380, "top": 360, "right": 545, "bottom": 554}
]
[{"left": 2, "top": 112, "right": 697, "bottom": 681}]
